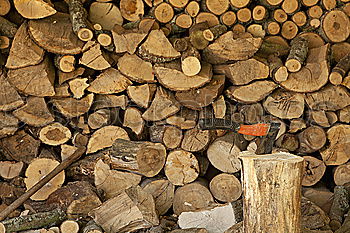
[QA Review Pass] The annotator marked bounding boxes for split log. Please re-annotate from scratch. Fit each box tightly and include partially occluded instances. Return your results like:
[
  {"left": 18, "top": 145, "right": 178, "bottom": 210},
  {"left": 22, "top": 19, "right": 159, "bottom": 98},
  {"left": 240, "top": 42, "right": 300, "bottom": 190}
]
[
  {"left": 79, "top": 43, "right": 111, "bottom": 70},
  {"left": 226, "top": 80, "right": 278, "bottom": 104},
  {"left": 154, "top": 61, "right": 212, "bottom": 91},
  {"left": 181, "top": 128, "right": 213, "bottom": 152},
  {"left": 320, "top": 10, "right": 350, "bottom": 43},
  {"left": 240, "top": 151, "right": 304, "bottom": 233},
  {"left": 298, "top": 126, "right": 327, "bottom": 154},
  {"left": 302, "top": 186, "right": 333, "bottom": 214},
  {"left": 138, "top": 29, "right": 181, "bottom": 62},
  {"left": 112, "top": 25, "right": 148, "bottom": 54},
  {"left": 320, "top": 124, "right": 350, "bottom": 166},
  {"left": 141, "top": 178, "right": 175, "bottom": 215},
  {"left": 52, "top": 94, "right": 94, "bottom": 118},
  {"left": 88, "top": 2, "right": 123, "bottom": 30},
  {"left": 39, "top": 122, "right": 71, "bottom": 146},
  {"left": 166, "top": 108, "right": 198, "bottom": 130},
  {"left": 302, "top": 156, "right": 326, "bottom": 186},
  {"left": 0, "top": 0, "right": 10, "bottom": 16},
  {"left": 173, "top": 182, "right": 214, "bottom": 215},
  {"left": 281, "top": 21, "right": 298, "bottom": 40},
  {"left": 120, "top": 0, "right": 144, "bottom": 21},
  {"left": 61, "top": 144, "right": 78, "bottom": 161},
  {"left": 13, "top": 0, "right": 56, "bottom": 19},
  {"left": 265, "top": 21, "right": 281, "bottom": 35},
  {"left": 123, "top": 107, "right": 145, "bottom": 136},
  {"left": 68, "top": 78, "right": 89, "bottom": 99},
  {"left": 101, "top": 139, "right": 167, "bottom": 177},
  {"left": 175, "top": 75, "right": 224, "bottom": 110},
  {"left": 87, "top": 109, "right": 111, "bottom": 130},
  {"left": 209, "top": 173, "right": 242, "bottom": 202},
  {"left": 165, "top": 149, "right": 199, "bottom": 186},
  {"left": 90, "top": 186, "right": 159, "bottom": 233},
  {"left": 207, "top": 132, "right": 247, "bottom": 173},
  {"left": 60, "top": 220, "right": 79, "bottom": 233},
  {"left": 308, "top": 110, "right": 337, "bottom": 127},
  {"left": 162, "top": 126, "right": 183, "bottom": 149},
  {"left": 263, "top": 89, "right": 305, "bottom": 119},
  {"left": 329, "top": 53, "right": 350, "bottom": 85},
  {"left": 212, "top": 95, "right": 226, "bottom": 119},
  {"left": 5, "top": 22, "right": 45, "bottom": 69},
  {"left": 24, "top": 158, "right": 65, "bottom": 201},
  {"left": 86, "top": 126, "right": 129, "bottom": 154},
  {"left": 301, "top": 197, "right": 330, "bottom": 231},
  {"left": 331, "top": 42, "right": 350, "bottom": 63},
  {"left": 28, "top": 13, "right": 84, "bottom": 54},
  {"left": 214, "top": 58, "right": 269, "bottom": 85},
  {"left": 92, "top": 94, "right": 128, "bottom": 110},
  {"left": 292, "top": 11, "right": 307, "bottom": 27},
  {"left": 94, "top": 159, "right": 141, "bottom": 199},
  {"left": 178, "top": 203, "right": 238, "bottom": 233},
  {"left": 286, "top": 37, "right": 309, "bottom": 73},
  {"left": 7, "top": 56, "right": 55, "bottom": 97},
  {"left": 0, "top": 16, "right": 17, "bottom": 38},
  {"left": 127, "top": 84, "right": 156, "bottom": 108},
  {"left": 0, "top": 130, "right": 40, "bottom": 164},
  {"left": 13, "top": 97, "right": 54, "bottom": 127},
  {"left": 280, "top": 44, "right": 329, "bottom": 93},
  {"left": 87, "top": 68, "right": 131, "bottom": 94},
  {"left": 305, "top": 85, "right": 350, "bottom": 111},
  {"left": 0, "top": 161, "right": 23, "bottom": 180},
  {"left": 0, "top": 72, "right": 24, "bottom": 111},
  {"left": 329, "top": 186, "right": 349, "bottom": 231},
  {"left": 0, "top": 112, "right": 19, "bottom": 138},
  {"left": 142, "top": 87, "right": 180, "bottom": 121},
  {"left": 0, "top": 35, "right": 9, "bottom": 49},
  {"left": 58, "top": 67, "right": 85, "bottom": 85},
  {"left": 118, "top": 53, "right": 155, "bottom": 83},
  {"left": 334, "top": 163, "right": 350, "bottom": 186},
  {"left": 203, "top": 31, "right": 262, "bottom": 64},
  {"left": 289, "top": 119, "right": 307, "bottom": 133}
]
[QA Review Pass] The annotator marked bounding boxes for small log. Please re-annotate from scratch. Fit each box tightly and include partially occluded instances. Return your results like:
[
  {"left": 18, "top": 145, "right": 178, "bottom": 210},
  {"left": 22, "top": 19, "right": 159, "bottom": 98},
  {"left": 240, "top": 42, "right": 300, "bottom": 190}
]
[
  {"left": 166, "top": 108, "right": 198, "bottom": 130},
  {"left": 61, "top": 144, "right": 78, "bottom": 161},
  {"left": 186, "top": 1, "right": 200, "bottom": 17},
  {"left": 68, "top": 78, "right": 89, "bottom": 99},
  {"left": 209, "top": 173, "right": 242, "bottom": 202},
  {"left": 0, "top": 161, "right": 23, "bottom": 180},
  {"left": 303, "top": 186, "right": 333, "bottom": 214},
  {"left": 320, "top": 124, "right": 350, "bottom": 166},
  {"left": 87, "top": 68, "right": 131, "bottom": 94},
  {"left": 181, "top": 128, "right": 213, "bottom": 152},
  {"left": 175, "top": 75, "right": 224, "bottom": 110},
  {"left": 275, "top": 133, "right": 299, "bottom": 152},
  {"left": 13, "top": 0, "right": 56, "bottom": 19},
  {"left": 281, "top": 20, "right": 298, "bottom": 40},
  {"left": 118, "top": 53, "right": 155, "bottom": 83},
  {"left": 94, "top": 159, "right": 141, "bottom": 199},
  {"left": 173, "top": 182, "right": 214, "bottom": 215},
  {"left": 112, "top": 25, "right": 148, "bottom": 54},
  {"left": 28, "top": 13, "right": 84, "bottom": 54},
  {"left": 165, "top": 149, "right": 199, "bottom": 186},
  {"left": 329, "top": 53, "right": 350, "bottom": 85},
  {"left": 240, "top": 151, "right": 304, "bottom": 233},
  {"left": 273, "top": 9, "right": 288, "bottom": 23},
  {"left": 123, "top": 107, "right": 145, "bottom": 136},
  {"left": 308, "top": 110, "right": 337, "bottom": 127},
  {"left": 226, "top": 80, "right": 278, "bottom": 104},
  {"left": 127, "top": 84, "right": 156, "bottom": 108},
  {"left": 203, "top": 31, "right": 262, "bottom": 64},
  {"left": 174, "top": 14, "right": 193, "bottom": 29},
  {"left": 7, "top": 56, "right": 55, "bottom": 97},
  {"left": 5, "top": 22, "right": 45, "bottom": 69},
  {"left": 92, "top": 94, "right": 128, "bottom": 110},
  {"left": 267, "top": 55, "right": 288, "bottom": 82},
  {"left": 298, "top": 126, "right": 326, "bottom": 154},
  {"left": 0, "top": 130, "right": 40, "bottom": 164},
  {"left": 86, "top": 125, "right": 130, "bottom": 154},
  {"left": 142, "top": 87, "right": 180, "bottom": 122},
  {"left": 141, "top": 178, "right": 175, "bottom": 215},
  {"left": 286, "top": 37, "right": 309, "bottom": 73},
  {"left": 153, "top": 2, "right": 174, "bottom": 23},
  {"left": 39, "top": 122, "right": 71, "bottom": 146},
  {"left": 320, "top": 10, "right": 349, "bottom": 43},
  {"left": 169, "top": 0, "right": 189, "bottom": 9},
  {"left": 334, "top": 163, "right": 350, "bottom": 186},
  {"left": 263, "top": 89, "right": 304, "bottom": 119},
  {"left": 212, "top": 95, "right": 226, "bottom": 119},
  {"left": 68, "top": 0, "right": 93, "bottom": 41},
  {"left": 281, "top": 0, "right": 299, "bottom": 14},
  {"left": 0, "top": 0, "right": 10, "bottom": 16},
  {"left": 13, "top": 97, "right": 54, "bottom": 127},
  {"left": 220, "top": 11, "right": 236, "bottom": 26},
  {"left": 88, "top": 2, "right": 123, "bottom": 31},
  {"left": 52, "top": 93, "right": 94, "bottom": 118},
  {"left": 90, "top": 186, "right": 159, "bottom": 233},
  {"left": 214, "top": 58, "right": 269, "bottom": 85},
  {"left": 0, "top": 209, "right": 66, "bottom": 233},
  {"left": 181, "top": 46, "right": 201, "bottom": 76},
  {"left": 60, "top": 220, "right": 79, "bottom": 233},
  {"left": 0, "top": 72, "right": 24, "bottom": 111},
  {"left": 207, "top": 132, "right": 247, "bottom": 173},
  {"left": 302, "top": 156, "right": 326, "bottom": 186},
  {"left": 163, "top": 126, "right": 183, "bottom": 149},
  {"left": 237, "top": 8, "right": 252, "bottom": 23},
  {"left": 301, "top": 197, "right": 330, "bottom": 231},
  {"left": 24, "top": 158, "right": 65, "bottom": 201},
  {"left": 280, "top": 44, "right": 329, "bottom": 93},
  {"left": 230, "top": 0, "right": 250, "bottom": 9},
  {"left": 328, "top": 186, "right": 350, "bottom": 231},
  {"left": 79, "top": 43, "right": 111, "bottom": 70},
  {"left": 252, "top": 5, "right": 267, "bottom": 22},
  {"left": 154, "top": 60, "right": 212, "bottom": 91},
  {"left": 138, "top": 29, "right": 181, "bottom": 62},
  {"left": 120, "top": 0, "right": 144, "bottom": 21},
  {"left": 0, "top": 112, "right": 19, "bottom": 139},
  {"left": 0, "top": 16, "right": 17, "bottom": 38},
  {"left": 265, "top": 21, "right": 281, "bottom": 35},
  {"left": 82, "top": 220, "right": 103, "bottom": 233},
  {"left": 178, "top": 203, "right": 238, "bottom": 233},
  {"left": 54, "top": 55, "right": 75, "bottom": 73},
  {"left": 88, "top": 109, "right": 111, "bottom": 130},
  {"left": 195, "top": 12, "right": 220, "bottom": 27}
]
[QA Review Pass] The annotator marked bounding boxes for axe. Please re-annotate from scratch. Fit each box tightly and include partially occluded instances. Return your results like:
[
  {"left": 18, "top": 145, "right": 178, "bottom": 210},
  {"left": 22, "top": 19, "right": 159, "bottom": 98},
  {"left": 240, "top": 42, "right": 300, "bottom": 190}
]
[{"left": 198, "top": 118, "right": 281, "bottom": 154}]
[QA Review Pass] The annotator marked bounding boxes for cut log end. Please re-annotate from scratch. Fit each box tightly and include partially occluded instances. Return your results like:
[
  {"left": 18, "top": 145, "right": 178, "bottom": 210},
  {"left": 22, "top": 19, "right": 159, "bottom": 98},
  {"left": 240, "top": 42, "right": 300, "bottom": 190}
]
[
  {"left": 78, "top": 28, "right": 94, "bottom": 42},
  {"left": 329, "top": 72, "right": 343, "bottom": 85},
  {"left": 60, "top": 220, "right": 79, "bottom": 233},
  {"left": 182, "top": 56, "right": 201, "bottom": 76},
  {"left": 285, "top": 59, "right": 302, "bottom": 73},
  {"left": 97, "top": 33, "right": 112, "bottom": 47}
]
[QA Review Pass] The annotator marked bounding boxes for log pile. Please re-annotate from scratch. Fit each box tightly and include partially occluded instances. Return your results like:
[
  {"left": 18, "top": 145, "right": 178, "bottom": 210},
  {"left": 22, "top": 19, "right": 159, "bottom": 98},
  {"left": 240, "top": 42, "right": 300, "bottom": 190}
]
[{"left": 0, "top": 0, "right": 350, "bottom": 232}]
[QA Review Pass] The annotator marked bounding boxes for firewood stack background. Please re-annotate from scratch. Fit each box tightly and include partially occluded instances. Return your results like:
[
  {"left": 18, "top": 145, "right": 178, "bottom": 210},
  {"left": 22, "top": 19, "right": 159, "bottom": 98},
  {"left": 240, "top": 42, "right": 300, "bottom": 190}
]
[{"left": 0, "top": 0, "right": 350, "bottom": 232}]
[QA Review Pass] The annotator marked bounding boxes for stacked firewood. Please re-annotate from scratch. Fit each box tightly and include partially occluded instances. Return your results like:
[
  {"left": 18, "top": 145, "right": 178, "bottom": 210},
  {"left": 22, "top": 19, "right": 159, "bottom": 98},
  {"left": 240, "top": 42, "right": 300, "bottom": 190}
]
[{"left": 0, "top": 0, "right": 350, "bottom": 232}]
